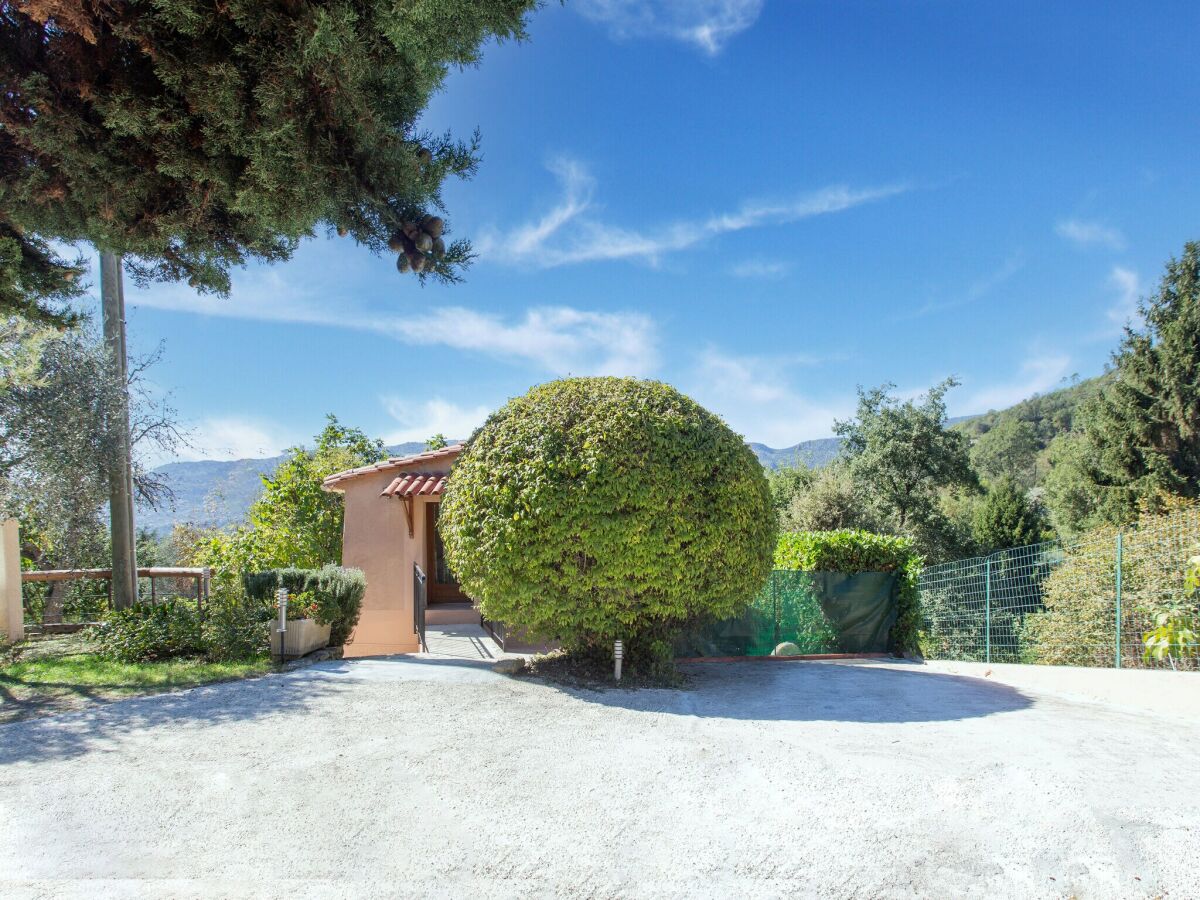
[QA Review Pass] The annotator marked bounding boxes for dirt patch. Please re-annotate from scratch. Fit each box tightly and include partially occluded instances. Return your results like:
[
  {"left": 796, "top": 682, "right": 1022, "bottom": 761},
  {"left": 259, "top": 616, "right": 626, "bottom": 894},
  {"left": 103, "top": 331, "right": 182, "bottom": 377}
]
[{"left": 522, "top": 648, "right": 687, "bottom": 689}]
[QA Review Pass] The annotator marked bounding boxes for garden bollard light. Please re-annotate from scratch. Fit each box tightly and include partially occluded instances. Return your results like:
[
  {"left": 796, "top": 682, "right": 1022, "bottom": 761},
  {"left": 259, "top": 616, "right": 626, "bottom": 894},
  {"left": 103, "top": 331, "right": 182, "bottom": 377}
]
[
  {"left": 276, "top": 587, "right": 288, "bottom": 656},
  {"left": 614, "top": 640, "right": 623, "bottom": 682}
]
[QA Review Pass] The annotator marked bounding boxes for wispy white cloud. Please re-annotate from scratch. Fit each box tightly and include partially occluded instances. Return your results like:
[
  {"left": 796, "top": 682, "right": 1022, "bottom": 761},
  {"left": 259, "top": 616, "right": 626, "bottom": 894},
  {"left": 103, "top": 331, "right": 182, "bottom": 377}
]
[
  {"left": 961, "top": 351, "right": 1074, "bottom": 413},
  {"left": 1105, "top": 265, "right": 1142, "bottom": 333},
  {"left": 168, "top": 416, "right": 297, "bottom": 463},
  {"left": 895, "top": 255, "right": 1024, "bottom": 321},
  {"left": 687, "top": 347, "right": 850, "bottom": 446},
  {"left": 1056, "top": 218, "right": 1126, "bottom": 251},
  {"left": 380, "top": 397, "right": 492, "bottom": 445},
  {"left": 128, "top": 269, "right": 659, "bottom": 378},
  {"left": 729, "top": 258, "right": 791, "bottom": 280},
  {"left": 576, "top": 0, "right": 764, "bottom": 55},
  {"left": 480, "top": 159, "right": 909, "bottom": 270}
]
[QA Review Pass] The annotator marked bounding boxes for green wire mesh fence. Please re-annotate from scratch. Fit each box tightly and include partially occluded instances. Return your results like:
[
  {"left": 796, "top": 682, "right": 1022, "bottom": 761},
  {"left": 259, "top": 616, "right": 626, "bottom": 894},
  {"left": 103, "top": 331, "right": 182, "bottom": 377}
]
[
  {"left": 676, "top": 570, "right": 900, "bottom": 658},
  {"left": 918, "top": 504, "right": 1200, "bottom": 670}
]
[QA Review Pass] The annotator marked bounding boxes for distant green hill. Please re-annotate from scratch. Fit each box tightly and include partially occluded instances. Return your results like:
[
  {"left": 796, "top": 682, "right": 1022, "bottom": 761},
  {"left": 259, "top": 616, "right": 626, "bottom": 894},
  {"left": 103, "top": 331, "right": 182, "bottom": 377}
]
[
  {"left": 139, "top": 380, "right": 1109, "bottom": 536},
  {"left": 955, "top": 376, "right": 1107, "bottom": 446},
  {"left": 137, "top": 441, "right": 431, "bottom": 535}
]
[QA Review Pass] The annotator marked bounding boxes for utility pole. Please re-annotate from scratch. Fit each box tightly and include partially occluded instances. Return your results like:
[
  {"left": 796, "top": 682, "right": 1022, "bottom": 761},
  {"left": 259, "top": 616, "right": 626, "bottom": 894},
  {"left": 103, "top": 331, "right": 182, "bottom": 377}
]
[{"left": 100, "top": 251, "right": 138, "bottom": 609}]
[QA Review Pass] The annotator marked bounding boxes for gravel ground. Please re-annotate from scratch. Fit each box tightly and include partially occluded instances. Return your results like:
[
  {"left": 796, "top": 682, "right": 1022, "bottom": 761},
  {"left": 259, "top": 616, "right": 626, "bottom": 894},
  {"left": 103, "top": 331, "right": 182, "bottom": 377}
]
[{"left": 0, "top": 657, "right": 1197, "bottom": 899}]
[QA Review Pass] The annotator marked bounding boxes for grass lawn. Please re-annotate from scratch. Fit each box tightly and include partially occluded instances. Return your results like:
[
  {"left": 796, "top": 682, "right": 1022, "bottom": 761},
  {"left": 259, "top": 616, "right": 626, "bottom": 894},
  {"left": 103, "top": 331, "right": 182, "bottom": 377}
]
[{"left": 0, "top": 633, "right": 274, "bottom": 725}]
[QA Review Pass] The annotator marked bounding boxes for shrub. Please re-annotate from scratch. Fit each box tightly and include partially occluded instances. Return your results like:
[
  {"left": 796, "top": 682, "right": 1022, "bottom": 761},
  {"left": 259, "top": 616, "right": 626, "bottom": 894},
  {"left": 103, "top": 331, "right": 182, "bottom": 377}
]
[
  {"left": 439, "top": 377, "right": 776, "bottom": 675},
  {"left": 242, "top": 565, "right": 366, "bottom": 646},
  {"left": 201, "top": 588, "right": 271, "bottom": 662},
  {"left": 92, "top": 601, "right": 204, "bottom": 663},
  {"left": 775, "top": 529, "right": 922, "bottom": 653},
  {"left": 1021, "top": 500, "right": 1200, "bottom": 668}
]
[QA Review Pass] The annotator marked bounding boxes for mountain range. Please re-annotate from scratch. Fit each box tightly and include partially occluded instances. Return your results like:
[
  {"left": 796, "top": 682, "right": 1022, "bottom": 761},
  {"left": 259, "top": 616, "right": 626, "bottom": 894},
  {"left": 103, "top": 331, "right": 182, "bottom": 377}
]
[{"left": 138, "top": 437, "right": 847, "bottom": 534}]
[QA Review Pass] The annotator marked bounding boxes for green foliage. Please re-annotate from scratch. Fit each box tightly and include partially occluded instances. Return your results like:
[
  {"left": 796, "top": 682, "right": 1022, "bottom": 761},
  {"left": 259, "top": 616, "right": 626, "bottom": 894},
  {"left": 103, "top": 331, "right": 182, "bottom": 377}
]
[
  {"left": 766, "top": 463, "right": 815, "bottom": 521},
  {"left": 969, "top": 418, "right": 1040, "bottom": 488},
  {"left": 425, "top": 433, "right": 449, "bottom": 451},
  {"left": 835, "top": 379, "right": 978, "bottom": 562},
  {"left": 246, "top": 416, "right": 386, "bottom": 568},
  {"left": 972, "top": 479, "right": 1048, "bottom": 553},
  {"left": 780, "top": 461, "right": 872, "bottom": 533},
  {"left": 243, "top": 565, "right": 366, "bottom": 646},
  {"left": 774, "top": 529, "right": 922, "bottom": 653},
  {"left": 0, "top": 226, "right": 84, "bottom": 325},
  {"left": 1021, "top": 501, "right": 1200, "bottom": 667},
  {"left": 439, "top": 377, "right": 776, "bottom": 672},
  {"left": 1048, "top": 242, "right": 1200, "bottom": 532},
  {"left": 92, "top": 602, "right": 205, "bottom": 663},
  {"left": 1142, "top": 551, "right": 1200, "bottom": 665},
  {"left": 1, "top": 1, "right": 538, "bottom": 291},
  {"left": 200, "top": 590, "right": 271, "bottom": 662}
]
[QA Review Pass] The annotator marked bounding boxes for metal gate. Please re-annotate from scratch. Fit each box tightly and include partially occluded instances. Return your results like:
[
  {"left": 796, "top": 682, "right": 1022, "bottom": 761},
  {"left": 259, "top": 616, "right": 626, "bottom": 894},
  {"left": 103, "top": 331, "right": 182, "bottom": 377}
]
[{"left": 413, "top": 563, "right": 427, "bottom": 651}]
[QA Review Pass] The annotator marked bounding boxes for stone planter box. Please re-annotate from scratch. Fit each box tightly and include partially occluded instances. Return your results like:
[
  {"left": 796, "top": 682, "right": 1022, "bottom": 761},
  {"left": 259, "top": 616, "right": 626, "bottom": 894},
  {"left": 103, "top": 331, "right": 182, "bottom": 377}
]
[{"left": 270, "top": 618, "right": 331, "bottom": 659}]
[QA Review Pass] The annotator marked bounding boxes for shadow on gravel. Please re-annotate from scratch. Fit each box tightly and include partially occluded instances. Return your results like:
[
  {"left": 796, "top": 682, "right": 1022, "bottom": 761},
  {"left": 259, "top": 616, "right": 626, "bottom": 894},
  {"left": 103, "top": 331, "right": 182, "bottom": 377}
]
[
  {"left": 555, "top": 661, "right": 1033, "bottom": 724},
  {"left": 0, "top": 671, "right": 349, "bottom": 766}
]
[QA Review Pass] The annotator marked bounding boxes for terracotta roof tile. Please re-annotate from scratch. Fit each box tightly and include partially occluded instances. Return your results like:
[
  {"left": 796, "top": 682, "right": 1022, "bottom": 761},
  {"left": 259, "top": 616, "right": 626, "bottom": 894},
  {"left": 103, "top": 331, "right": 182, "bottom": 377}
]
[
  {"left": 321, "top": 444, "right": 463, "bottom": 491},
  {"left": 380, "top": 471, "right": 449, "bottom": 499}
]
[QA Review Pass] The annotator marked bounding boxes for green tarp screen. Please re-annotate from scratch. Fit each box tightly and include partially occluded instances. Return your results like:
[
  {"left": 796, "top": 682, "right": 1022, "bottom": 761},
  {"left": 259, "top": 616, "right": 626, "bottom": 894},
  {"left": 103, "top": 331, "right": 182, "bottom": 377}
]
[{"left": 676, "top": 569, "right": 900, "bottom": 657}]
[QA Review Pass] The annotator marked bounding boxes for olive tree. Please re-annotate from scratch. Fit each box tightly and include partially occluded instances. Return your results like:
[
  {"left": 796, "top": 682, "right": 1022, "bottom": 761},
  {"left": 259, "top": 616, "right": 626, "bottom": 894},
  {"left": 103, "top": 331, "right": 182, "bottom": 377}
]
[{"left": 439, "top": 378, "right": 776, "bottom": 674}]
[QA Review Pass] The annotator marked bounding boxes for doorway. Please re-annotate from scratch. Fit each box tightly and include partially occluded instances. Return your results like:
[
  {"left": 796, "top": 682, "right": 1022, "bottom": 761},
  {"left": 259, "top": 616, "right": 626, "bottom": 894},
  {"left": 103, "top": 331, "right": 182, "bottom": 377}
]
[{"left": 425, "top": 503, "right": 468, "bottom": 603}]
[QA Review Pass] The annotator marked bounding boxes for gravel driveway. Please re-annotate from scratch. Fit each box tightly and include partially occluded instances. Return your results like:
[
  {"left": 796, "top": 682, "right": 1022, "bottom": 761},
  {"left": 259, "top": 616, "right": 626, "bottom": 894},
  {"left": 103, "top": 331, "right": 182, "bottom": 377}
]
[{"left": 1, "top": 657, "right": 1197, "bottom": 898}]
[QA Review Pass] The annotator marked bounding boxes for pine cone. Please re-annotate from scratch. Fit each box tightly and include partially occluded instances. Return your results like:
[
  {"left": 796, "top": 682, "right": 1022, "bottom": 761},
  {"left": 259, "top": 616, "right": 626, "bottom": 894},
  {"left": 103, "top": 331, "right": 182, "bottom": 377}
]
[
  {"left": 415, "top": 232, "right": 433, "bottom": 253},
  {"left": 432, "top": 237, "right": 446, "bottom": 258},
  {"left": 396, "top": 254, "right": 410, "bottom": 273}
]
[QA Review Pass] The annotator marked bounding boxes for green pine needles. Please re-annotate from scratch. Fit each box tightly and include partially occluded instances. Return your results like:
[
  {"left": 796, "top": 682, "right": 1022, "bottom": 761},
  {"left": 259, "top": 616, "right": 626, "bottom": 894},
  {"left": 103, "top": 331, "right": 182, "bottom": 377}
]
[{"left": 1, "top": 0, "right": 538, "bottom": 308}]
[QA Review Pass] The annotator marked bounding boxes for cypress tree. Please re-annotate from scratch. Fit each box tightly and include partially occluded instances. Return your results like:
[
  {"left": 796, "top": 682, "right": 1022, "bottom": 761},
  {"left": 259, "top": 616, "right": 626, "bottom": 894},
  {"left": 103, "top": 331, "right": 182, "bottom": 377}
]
[
  {"left": 1, "top": 0, "right": 537, "bottom": 603},
  {"left": 0, "top": 0, "right": 537, "bottom": 295}
]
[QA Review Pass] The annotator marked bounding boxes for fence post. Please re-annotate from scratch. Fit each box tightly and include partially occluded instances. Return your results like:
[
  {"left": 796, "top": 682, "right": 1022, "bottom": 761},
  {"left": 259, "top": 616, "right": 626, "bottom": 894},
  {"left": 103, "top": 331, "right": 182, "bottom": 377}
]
[
  {"left": 1114, "top": 530, "right": 1123, "bottom": 669},
  {"left": 772, "top": 572, "right": 779, "bottom": 646},
  {"left": 1, "top": 519, "right": 23, "bottom": 642},
  {"left": 984, "top": 557, "right": 992, "bottom": 664}
]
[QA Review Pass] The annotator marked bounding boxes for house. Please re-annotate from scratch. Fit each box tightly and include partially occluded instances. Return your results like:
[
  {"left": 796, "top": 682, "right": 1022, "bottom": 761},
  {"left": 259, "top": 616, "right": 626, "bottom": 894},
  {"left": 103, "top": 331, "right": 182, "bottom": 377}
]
[{"left": 322, "top": 444, "right": 473, "bottom": 657}]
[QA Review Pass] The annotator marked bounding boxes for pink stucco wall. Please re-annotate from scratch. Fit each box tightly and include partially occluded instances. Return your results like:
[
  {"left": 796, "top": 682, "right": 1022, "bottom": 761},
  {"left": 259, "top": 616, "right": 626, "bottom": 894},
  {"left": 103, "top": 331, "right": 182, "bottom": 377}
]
[{"left": 337, "top": 462, "right": 448, "bottom": 657}]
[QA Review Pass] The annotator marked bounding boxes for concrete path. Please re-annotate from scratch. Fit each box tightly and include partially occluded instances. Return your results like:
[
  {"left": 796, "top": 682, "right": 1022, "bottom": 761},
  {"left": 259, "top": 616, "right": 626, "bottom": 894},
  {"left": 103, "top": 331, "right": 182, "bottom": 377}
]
[
  {"left": 1, "top": 659, "right": 1198, "bottom": 898},
  {"left": 421, "top": 622, "right": 513, "bottom": 661}
]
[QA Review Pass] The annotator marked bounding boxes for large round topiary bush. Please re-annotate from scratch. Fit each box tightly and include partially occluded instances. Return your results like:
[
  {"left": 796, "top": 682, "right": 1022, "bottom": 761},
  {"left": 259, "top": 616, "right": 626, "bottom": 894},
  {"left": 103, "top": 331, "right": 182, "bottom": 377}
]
[{"left": 438, "top": 377, "right": 775, "bottom": 673}]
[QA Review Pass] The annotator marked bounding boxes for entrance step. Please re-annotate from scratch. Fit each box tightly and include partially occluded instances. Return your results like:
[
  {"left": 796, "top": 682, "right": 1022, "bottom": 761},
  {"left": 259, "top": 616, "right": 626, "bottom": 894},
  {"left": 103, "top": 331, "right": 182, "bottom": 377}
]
[{"left": 426, "top": 602, "right": 480, "bottom": 625}]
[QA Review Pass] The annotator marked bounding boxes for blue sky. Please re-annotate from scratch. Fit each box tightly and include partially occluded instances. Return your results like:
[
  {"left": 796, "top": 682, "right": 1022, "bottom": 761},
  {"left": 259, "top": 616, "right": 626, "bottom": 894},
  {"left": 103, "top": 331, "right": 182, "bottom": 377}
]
[{"left": 84, "top": 0, "right": 1200, "bottom": 461}]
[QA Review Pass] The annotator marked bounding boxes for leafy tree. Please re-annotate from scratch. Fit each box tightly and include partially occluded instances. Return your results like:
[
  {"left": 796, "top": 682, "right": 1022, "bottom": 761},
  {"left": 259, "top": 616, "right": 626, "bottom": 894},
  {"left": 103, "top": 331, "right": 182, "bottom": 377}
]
[
  {"left": 782, "top": 461, "right": 875, "bottom": 533},
  {"left": 1058, "top": 242, "right": 1200, "bottom": 527},
  {"left": 971, "top": 478, "right": 1047, "bottom": 553},
  {"left": 0, "top": 319, "right": 181, "bottom": 566},
  {"left": 970, "top": 417, "right": 1040, "bottom": 488},
  {"left": 439, "top": 378, "right": 776, "bottom": 676},
  {"left": 765, "top": 462, "right": 815, "bottom": 521},
  {"left": 425, "top": 433, "right": 449, "bottom": 451},
  {"left": 241, "top": 416, "right": 386, "bottom": 569},
  {"left": 834, "top": 379, "right": 978, "bottom": 559},
  {"left": 1, "top": 0, "right": 539, "bottom": 292}
]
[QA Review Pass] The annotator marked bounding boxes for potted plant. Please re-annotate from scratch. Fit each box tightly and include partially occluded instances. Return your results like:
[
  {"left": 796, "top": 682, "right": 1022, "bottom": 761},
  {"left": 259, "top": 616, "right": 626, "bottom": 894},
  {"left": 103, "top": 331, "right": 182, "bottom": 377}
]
[{"left": 270, "top": 590, "right": 332, "bottom": 659}]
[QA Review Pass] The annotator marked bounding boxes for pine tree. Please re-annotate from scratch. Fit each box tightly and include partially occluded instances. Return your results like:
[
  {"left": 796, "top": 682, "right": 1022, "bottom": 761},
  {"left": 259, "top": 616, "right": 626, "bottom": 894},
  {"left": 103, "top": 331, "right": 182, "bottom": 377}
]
[
  {"left": 1067, "top": 241, "right": 1200, "bottom": 525},
  {"left": 972, "top": 478, "right": 1046, "bottom": 553},
  {"left": 0, "top": 0, "right": 537, "bottom": 294},
  {"left": 2, "top": 0, "right": 537, "bottom": 603}
]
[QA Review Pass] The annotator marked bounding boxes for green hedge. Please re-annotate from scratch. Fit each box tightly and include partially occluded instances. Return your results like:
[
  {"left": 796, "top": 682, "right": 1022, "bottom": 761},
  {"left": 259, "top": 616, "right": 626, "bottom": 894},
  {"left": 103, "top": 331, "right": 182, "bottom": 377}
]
[
  {"left": 243, "top": 565, "right": 366, "bottom": 646},
  {"left": 774, "top": 529, "right": 923, "bottom": 654},
  {"left": 92, "top": 601, "right": 206, "bottom": 663}
]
